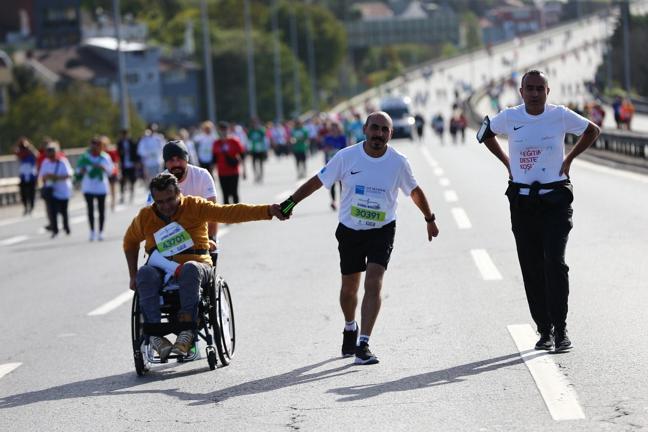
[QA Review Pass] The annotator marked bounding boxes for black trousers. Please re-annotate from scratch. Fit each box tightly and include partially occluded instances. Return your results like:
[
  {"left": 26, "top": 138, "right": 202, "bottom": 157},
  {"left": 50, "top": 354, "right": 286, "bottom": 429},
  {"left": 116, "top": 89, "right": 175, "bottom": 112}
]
[
  {"left": 84, "top": 193, "right": 106, "bottom": 232},
  {"left": 218, "top": 175, "right": 239, "bottom": 204},
  {"left": 508, "top": 186, "right": 573, "bottom": 333},
  {"left": 48, "top": 198, "right": 70, "bottom": 234},
  {"left": 19, "top": 180, "right": 36, "bottom": 212}
]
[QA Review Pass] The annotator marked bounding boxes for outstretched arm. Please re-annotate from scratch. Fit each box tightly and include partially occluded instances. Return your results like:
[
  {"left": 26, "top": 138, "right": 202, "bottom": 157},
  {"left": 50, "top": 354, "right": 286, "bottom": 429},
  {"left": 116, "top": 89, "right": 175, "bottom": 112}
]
[
  {"left": 410, "top": 186, "right": 439, "bottom": 242},
  {"left": 280, "top": 175, "right": 324, "bottom": 215},
  {"left": 483, "top": 136, "right": 511, "bottom": 179}
]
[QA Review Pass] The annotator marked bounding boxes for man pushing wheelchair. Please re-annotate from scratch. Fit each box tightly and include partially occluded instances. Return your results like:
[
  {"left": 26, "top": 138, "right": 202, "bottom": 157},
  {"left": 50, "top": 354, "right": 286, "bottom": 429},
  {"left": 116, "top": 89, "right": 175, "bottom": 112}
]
[{"left": 123, "top": 172, "right": 286, "bottom": 361}]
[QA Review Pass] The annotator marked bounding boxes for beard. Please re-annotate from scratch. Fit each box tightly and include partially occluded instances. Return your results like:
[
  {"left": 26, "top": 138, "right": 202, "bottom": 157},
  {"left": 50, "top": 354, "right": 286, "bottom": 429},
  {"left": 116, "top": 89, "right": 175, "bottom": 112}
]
[
  {"left": 369, "top": 136, "right": 385, "bottom": 149},
  {"left": 169, "top": 167, "right": 186, "bottom": 180}
]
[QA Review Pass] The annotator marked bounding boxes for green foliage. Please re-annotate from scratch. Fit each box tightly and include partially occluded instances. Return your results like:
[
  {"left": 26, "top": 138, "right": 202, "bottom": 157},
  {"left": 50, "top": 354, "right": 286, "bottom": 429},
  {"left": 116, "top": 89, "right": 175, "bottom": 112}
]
[
  {"left": 0, "top": 83, "right": 145, "bottom": 154},
  {"left": 462, "top": 11, "right": 482, "bottom": 50},
  {"left": 211, "top": 29, "right": 311, "bottom": 122},
  {"left": 596, "top": 13, "right": 648, "bottom": 97}
]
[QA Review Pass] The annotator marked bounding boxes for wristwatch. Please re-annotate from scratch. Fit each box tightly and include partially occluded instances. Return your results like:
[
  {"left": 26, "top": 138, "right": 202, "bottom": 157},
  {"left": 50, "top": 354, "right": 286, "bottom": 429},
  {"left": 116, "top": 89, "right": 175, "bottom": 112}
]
[{"left": 425, "top": 214, "right": 436, "bottom": 223}]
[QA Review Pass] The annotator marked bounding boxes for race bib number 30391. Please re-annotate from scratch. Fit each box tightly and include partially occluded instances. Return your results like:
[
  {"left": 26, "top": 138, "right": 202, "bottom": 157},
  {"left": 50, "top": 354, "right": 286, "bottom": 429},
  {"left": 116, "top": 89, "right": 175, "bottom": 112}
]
[
  {"left": 153, "top": 222, "right": 194, "bottom": 257},
  {"left": 351, "top": 205, "right": 386, "bottom": 222}
]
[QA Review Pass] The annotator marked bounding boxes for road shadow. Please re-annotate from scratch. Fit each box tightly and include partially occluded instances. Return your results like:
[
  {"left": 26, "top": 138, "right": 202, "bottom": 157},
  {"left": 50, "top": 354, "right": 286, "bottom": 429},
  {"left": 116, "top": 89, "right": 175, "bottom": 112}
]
[
  {"left": 0, "top": 357, "right": 355, "bottom": 408},
  {"left": 327, "top": 350, "right": 547, "bottom": 402}
]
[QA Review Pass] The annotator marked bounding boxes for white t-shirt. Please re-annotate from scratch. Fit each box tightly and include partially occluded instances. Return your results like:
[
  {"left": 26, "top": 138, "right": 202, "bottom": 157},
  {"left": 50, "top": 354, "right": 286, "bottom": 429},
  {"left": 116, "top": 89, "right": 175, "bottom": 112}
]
[
  {"left": 194, "top": 132, "right": 217, "bottom": 164},
  {"left": 137, "top": 135, "right": 163, "bottom": 167},
  {"left": 39, "top": 157, "right": 73, "bottom": 200},
  {"left": 146, "top": 164, "right": 217, "bottom": 204},
  {"left": 490, "top": 103, "right": 589, "bottom": 194},
  {"left": 80, "top": 153, "right": 114, "bottom": 195},
  {"left": 317, "top": 142, "right": 418, "bottom": 230}
]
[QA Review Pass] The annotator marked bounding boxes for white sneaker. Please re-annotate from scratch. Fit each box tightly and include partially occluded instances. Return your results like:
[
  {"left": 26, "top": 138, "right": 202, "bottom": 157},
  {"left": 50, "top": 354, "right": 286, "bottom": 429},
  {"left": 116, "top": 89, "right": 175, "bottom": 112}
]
[
  {"left": 89, "top": 231, "right": 96, "bottom": 241},
  {"left": 98, "top": 232, "right": 104, "bottom": 241}
]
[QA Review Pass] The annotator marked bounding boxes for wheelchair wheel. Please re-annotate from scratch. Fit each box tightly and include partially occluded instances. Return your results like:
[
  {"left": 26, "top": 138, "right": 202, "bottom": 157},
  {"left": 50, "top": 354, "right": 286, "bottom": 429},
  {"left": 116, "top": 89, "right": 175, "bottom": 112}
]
[
  {"left": 131, "top": 292, "right": 149, "bottom": 376},
  {"left": 207, "top": 348, "right": 217, "bottom": 370},
  {"left": 208, "top": 275, "right": 235, "bottom": 366}
]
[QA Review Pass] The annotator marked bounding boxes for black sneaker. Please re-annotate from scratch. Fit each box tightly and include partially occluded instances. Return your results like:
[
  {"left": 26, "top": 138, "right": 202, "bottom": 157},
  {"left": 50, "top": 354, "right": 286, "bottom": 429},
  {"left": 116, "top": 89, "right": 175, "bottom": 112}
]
[
  {"left": 354, "top": 341, "right": 379, "bottom": 365},
  {"left": 341, "top": 328, "right": 358, "bottom": 357},
  {"left": 534, "top": 331, "right": 554, "bottom": 350},
  {"left": 554, "top": 329, "right": 572, "bottom": 352}
]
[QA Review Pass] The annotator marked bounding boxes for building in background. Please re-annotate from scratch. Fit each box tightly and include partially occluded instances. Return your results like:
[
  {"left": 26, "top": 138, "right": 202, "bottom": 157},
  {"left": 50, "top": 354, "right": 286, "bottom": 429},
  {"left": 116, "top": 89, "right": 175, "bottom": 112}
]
[
  {"left": 345, "top": 1, "right": 459, "bottom": 49},
  {"left": 0, "top": 0, "right": 81, "bottom": 49}
]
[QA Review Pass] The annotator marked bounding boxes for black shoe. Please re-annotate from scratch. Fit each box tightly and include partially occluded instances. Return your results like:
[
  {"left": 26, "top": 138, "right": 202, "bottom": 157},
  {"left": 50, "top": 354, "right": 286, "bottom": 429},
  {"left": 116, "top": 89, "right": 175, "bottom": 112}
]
[
  {"left": 341, "top": 327, "right": 358, "bottom": 357},
  {"left": 354, "top": 341, "right": 379, "bottom": 365},
  {"left": 554, "top": 329, "right": 572, "bottom": 352},
  {"left": 534, "top": 331, "right": 554, "bottom": 350}
]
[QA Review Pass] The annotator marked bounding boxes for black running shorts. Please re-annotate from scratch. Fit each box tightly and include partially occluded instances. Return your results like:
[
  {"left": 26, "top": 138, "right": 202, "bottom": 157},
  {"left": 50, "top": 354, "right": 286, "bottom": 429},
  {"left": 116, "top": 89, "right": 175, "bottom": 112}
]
[{"left": 335, "top": 221, "right": 396, "bottom": 275}]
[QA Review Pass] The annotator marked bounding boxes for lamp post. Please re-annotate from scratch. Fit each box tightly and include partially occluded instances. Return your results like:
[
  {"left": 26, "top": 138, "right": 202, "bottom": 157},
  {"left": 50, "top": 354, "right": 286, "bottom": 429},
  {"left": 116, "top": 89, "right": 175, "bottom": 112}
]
[
  {"left": 271, "top": 0, "right": 284, "bottom": 122},
  {"left": 112, "top": 0, "right": 129, "bottom": 129},
  {"left": 200, "top": 0, "right": 216, "bottom": 122}
]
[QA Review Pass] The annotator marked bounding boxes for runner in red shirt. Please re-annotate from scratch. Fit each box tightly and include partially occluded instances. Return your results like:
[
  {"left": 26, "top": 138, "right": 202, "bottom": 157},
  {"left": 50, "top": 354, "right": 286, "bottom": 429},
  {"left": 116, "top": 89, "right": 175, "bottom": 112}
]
[{"left": 213, "top": 121, "right": 245, "bottom": 203}]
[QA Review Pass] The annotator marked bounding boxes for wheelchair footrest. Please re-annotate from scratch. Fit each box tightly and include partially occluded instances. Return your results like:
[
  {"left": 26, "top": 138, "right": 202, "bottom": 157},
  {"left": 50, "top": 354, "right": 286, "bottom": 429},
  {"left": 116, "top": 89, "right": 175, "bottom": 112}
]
[{"left": 143, "top": 322, "right": 196, "bottom": 336}]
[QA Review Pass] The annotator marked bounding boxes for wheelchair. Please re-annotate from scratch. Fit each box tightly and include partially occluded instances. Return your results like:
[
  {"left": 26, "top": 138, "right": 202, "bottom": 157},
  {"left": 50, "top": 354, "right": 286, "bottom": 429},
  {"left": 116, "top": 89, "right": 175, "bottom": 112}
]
[{"left": 130, "top": 260, "right": 235, "bottom": 375}]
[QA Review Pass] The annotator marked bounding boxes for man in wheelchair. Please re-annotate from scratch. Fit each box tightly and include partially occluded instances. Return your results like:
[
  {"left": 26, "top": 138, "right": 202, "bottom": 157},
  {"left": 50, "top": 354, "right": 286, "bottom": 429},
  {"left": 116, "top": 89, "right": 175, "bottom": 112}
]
[{"left": 124, "top": 172, "right": 285, "bottom": 360}]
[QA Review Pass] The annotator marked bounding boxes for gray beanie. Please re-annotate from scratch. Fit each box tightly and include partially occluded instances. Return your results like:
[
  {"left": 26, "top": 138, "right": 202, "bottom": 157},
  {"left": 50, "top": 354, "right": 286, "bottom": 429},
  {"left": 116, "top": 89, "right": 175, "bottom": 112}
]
[{"left": 163, "top": 140, "right": 189, "bottom": 162}]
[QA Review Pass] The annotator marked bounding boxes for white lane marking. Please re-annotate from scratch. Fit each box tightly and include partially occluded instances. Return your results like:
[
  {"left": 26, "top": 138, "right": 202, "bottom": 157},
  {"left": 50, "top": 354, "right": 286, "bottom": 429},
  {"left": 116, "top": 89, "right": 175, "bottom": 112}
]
[
  {"left": 421, "top": 147, "right": 439, "bottom": 167},
  {"left": 451, "top": 207, "right": 472, "bottom": 229},
  {"left": 88, "top": 291, "right": 133, "bottom": 316},
  {"left": 444, "top": 190, "right": 458, "bottom": 202},
  {"left": 470, "top": 249, "right": 502, "bottom": 280},
  {"left": 574, "top": 159, "right": 648, "bottom": 183},
  {"left": 439, "top": 177, "right": 450, "bottom": 186},
  {"left": 217, "top": 227, "right": 230, "bottom": 238},
  {"left": 507, "top": 324, "right": 586, "bottom": 421},
  {"left": 0, "top": 235, "right": 29, "bottom": 246},
  {"left": 114, "top": 205, "right": 126, "bottom": 212},
  {"left": 433, "top": 167, "right": 445, "bottom": 176},
  {"left": 0, "top": 362, "right": 22, "bottom": 380},
  {"left": 275, "top": 190, "right": 291, "bottom": 201},
  {"left": 70, "top": 215, "right": 86, "bottom": 225}
]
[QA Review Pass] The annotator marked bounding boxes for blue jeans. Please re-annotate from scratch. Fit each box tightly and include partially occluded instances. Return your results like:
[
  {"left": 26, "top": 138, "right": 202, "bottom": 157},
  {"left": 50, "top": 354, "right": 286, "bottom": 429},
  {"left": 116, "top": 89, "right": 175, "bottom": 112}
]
[{"left": 136, "top": 261, "right": 211, "bottom": 323}]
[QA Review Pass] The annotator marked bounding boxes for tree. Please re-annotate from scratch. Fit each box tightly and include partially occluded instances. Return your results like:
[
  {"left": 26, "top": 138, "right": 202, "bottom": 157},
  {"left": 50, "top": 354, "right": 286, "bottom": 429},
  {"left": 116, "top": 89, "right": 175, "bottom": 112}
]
[
  {"left": 210, "top": 29, "right": 311, "bottom": 122},
  {"left": 0, "top": 83, "right": 144, "bottom": 154}
]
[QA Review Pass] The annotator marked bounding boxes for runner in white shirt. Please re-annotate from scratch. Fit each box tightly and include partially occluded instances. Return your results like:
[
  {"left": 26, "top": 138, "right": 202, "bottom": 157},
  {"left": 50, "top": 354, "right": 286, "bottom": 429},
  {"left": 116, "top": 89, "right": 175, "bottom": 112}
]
[
  {"left": 193, "top": 121, "right": 217, "bottom": 174},
  {"left": 279, "top": 111, "right": 439, "bottom": 365},
  {"left": 137, "top": 128, "right": 164, "bottom": 183},
  {"left": 478, "top": 69, "right": 600, "bottom": 353},
  {"left": 147, "top": 140, "right": 220, "bottom": 248}
]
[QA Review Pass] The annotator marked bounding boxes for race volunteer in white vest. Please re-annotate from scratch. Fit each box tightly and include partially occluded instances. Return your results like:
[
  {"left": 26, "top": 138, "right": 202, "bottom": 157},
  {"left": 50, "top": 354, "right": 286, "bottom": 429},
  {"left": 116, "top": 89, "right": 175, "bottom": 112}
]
[
  {"left": 147, "top": 140, "right": 220, "bottom": 250},
  {"left": 477, "top": 69, "right": 600, "bottom": 353},
  {"left": 279, "top": 111, "right": 439, "bottom": 365}
]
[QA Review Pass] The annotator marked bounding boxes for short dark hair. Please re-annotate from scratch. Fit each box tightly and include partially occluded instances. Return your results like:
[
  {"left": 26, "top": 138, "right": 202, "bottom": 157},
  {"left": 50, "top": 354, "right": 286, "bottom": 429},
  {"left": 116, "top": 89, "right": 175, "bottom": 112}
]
[
  {"left": 521, "top": 69, "right": 547, "bottom": 86},
  {"left": 149, "top": 173, "right": 180, "bottom": 195},
  {"left": 217, "top": 121, "right": 229, "bottom": 130}
]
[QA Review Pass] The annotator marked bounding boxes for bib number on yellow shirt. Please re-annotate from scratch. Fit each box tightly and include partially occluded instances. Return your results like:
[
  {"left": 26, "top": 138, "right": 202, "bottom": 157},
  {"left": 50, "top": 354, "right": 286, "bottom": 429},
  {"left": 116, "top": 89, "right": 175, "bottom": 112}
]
[{"left": 153, "top": 222, "right": 194, "bottom": 257}]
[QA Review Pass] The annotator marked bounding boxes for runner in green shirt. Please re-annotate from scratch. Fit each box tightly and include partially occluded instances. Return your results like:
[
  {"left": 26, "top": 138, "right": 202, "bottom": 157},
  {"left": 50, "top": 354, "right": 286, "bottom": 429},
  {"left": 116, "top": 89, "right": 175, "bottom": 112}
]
[
  {"left": 291, "top": 119, "right": 310, "bottom": 179},
  {"left": 247, "top": 118, "right": 268, "bottom": 183}
]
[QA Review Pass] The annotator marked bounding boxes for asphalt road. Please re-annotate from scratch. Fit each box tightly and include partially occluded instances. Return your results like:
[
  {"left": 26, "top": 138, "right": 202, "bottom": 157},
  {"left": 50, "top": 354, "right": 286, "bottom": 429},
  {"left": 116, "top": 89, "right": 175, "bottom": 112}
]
[{"left": 1, "top": 134, "right": 647, "bottom": 431}]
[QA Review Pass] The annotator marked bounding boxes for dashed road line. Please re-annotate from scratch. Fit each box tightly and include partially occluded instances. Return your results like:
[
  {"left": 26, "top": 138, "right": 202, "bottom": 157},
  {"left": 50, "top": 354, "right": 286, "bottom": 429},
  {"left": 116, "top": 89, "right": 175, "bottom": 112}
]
[
  {"left": 470, "top": 249, "right": 502, "bottom": 280},
  {"left": 88, "top": 291, "right": 133, "bottom": 316},
  {"left": 444, "top": 190, "right": 458, "bottom": 202},
  {"left": 451, "top": 207, "right": 472, "bottom": 229},
  {"left": 0, "top": 235, "right": 30, "bottom": 246},
  {"left": 439, "top": 178, "right": 450, "bottom": 186},
  {"left": 420, "top": 147, "right": 438, "bottom": 167},
  {"left": 507, "top": 324, "right": 586, "bottom": 421},
  {"left": 433, "top": 167, "right": 445, "bottom": 176},
  {"left": 0, "top": 362, "right": 22, "bottom": 380}
]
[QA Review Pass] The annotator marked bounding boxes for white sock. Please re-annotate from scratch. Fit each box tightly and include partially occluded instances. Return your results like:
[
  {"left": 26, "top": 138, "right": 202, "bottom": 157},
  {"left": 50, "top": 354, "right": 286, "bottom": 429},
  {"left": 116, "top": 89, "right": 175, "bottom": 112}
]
[
  {"left": 344, "top": 320, "right": 357, "bottom": 331},
  {"left": 358, "top": 335, "right": 370, "bottom": 345}
]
